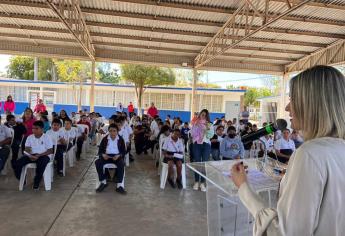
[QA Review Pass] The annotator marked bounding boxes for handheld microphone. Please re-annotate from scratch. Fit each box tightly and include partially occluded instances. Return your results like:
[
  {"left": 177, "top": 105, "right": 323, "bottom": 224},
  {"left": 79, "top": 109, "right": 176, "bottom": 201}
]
[{"left": 241, "top": 119, "right": 287, "bottom": 144}]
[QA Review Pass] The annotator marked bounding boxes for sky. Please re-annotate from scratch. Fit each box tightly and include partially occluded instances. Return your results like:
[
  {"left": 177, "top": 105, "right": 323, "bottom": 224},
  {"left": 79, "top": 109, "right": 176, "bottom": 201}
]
[{"left": 0, "top": 53, "right": 274, "bottom": 88}]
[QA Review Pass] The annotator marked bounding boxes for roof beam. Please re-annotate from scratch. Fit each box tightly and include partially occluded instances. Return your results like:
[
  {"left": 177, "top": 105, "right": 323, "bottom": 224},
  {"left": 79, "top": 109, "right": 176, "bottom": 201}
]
[
  {"left": 0, "top": 23, "right": 319, "bottom": 55},
  {"left": 285, "top": 40, "right": 345, "bottom": 73},
  {"left": 0, "top": 12, "right": 328, "bottom": 49},
  {"left": 44, "top": 0, "right": 95, "bottom": 60},
  {"left": 1, "top": 0, "right": 345, "bottom": 38},
  {"left": 194, "top": 0, "right": 312, "bottom": 68},
  {"left": 0, "top": 31, "right": 295, "bottom": 62}
]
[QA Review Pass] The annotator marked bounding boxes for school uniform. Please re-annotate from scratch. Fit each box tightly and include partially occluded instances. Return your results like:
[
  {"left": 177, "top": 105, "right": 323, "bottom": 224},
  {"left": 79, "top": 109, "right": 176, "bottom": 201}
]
[
  {"left": 162, "top": 136, "right": 184, "bottom": 164},
  {"left": 210, "top": 134, "right": 225, "bottom": 161},
  {"left": 14, "top": 133, "right": 53, "bottom": 186},
  {"left": 46, "top": 129, "right": 67, "bottom": 174},
  {"left": 95, "top": 135, "right": 126, "bottom": 186},
  {"left": 274, "top": 138, "right": 296, "bottom": 163},
  {"left": 5, "top": 122, "right": 26, "bottom": 167},
  {"left": 0, "top": 124, "right": 12, "bottom": 172}
]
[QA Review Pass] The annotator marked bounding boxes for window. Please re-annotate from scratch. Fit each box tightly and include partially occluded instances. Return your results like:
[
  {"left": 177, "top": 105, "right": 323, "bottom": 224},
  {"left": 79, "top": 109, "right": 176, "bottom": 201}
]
[
  {"left": 195, "top": 94, "right": 223, "bottom": 113},
  {"left": 95, "top": 90, "right": 113, "bottom": 106}
]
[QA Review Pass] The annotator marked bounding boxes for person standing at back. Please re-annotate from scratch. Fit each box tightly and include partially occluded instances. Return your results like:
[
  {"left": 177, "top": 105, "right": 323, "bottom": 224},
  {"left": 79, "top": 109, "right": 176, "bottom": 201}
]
[
  {"left": 127, "top": 102, "right": 134, "bottom": 118},
  {"left": 147, "top": 102, "right": 158, "bottom": 118},
  {"left": 3, "top": 95, "right": 15, "bottom": 115},
  {"left": 34, "top": 99, "right": 47, "bottom": 115},
  {"left": 191, "top": 109, "right": 214, "bottom": 192}
]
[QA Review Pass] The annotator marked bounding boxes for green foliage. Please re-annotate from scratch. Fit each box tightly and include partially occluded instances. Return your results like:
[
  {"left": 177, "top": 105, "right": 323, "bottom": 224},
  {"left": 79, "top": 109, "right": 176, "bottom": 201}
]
[
  {"left": 120, "top": 64, "right": 175, "bottom": 115},
  {"left": 97, "top": 62, "right": 120, "bottom": 84},
  {"left": 7, "top": 56, "right": 34, "bottom": 80},
  {"left": 38, "top": 58, "right": 55, "bottom": 81},
  {"left": 121, "top": 64, "right": 175, "bottom": 87},
  {"left": 244, "top": 87, "right": 273, "bottom": 107},
  {"left": 54, "top": 59, "right": 91, "bottom": 82}
]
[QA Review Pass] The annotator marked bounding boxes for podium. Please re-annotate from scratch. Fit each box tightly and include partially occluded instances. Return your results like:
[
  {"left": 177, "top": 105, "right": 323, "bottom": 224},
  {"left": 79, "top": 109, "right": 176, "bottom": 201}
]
[{"left": 187, "top": 159, "right": 283, "bottom": 236}]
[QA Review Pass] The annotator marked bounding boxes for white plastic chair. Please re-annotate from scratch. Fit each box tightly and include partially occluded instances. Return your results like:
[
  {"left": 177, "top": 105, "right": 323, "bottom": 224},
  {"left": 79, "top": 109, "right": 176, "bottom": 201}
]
[
  {"left": 19, "top": 144, "right": 57, "bottom": 191},
  {"left": 157, "top": 136, "right": 167, "bottom": 176},
  {"left": 62, "top": 138, "right": 77, "bottom": 176},
  {"left": 159, "top": 141, "right": 187, "bottom": 190},
  {"left": 76, "top": 124, "right": 90, "bottom": 157},
  {"left": 0, "top": 128, "right": 14, "bottom": 176},
  {"left": 94, "top": 157, "right": 125, "bottom": 189}
]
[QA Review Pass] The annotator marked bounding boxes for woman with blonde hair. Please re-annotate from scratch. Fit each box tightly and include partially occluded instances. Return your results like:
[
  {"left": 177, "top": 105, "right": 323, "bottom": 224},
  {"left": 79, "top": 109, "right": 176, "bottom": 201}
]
[{"left": 232, "top": 65, "right": 345, "bottom": 235}]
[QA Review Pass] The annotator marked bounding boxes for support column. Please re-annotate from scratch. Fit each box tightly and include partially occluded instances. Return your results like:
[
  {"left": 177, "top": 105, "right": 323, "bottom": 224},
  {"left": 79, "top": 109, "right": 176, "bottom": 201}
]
[
  {"left": 34, "top": 57, "right": 38, "bottom": 81},
  {"left": 277, "top": 73, "right": 289, "bottom": 119},
  {"left": 90, "top": 61, "right": 96, "bottom": 112},
  {"left": 190, "top": 68, "right": 198, "bottom": 120}
]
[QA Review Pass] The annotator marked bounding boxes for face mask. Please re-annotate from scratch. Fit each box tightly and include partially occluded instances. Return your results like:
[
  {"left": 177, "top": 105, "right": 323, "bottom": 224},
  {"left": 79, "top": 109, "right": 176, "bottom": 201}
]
[{"left": 228, "top": 134, "right": 235, "bottom": 138}]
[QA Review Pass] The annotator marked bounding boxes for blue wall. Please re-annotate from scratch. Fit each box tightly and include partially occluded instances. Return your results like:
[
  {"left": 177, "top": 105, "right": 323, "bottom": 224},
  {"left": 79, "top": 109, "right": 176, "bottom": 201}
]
[{"left": 53, "top": 104, "right": 224, "bottom": 122}]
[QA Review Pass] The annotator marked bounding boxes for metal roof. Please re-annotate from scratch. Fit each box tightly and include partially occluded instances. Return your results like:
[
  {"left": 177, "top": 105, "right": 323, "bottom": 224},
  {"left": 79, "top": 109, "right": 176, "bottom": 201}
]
[{"left": 0, "top": 0, "right": 344, "bottom": 74}]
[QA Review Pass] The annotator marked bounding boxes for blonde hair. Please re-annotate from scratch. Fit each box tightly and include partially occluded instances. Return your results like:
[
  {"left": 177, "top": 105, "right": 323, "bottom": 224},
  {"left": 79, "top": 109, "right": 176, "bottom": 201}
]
[{"left": 290, "top": 65, "right": 345, "bottom": 141}]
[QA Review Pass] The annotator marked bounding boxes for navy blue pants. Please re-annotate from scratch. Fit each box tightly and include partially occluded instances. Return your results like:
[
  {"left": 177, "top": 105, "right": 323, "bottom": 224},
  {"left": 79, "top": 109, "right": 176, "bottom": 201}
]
[
  {"left": 95, "top": 155, "right": 125, "bottom": 183},
  {"left": 14, "top": 155, "right": 50, "bottom": 186},
  {"left": 193, "top": 142, "right": 211, "bottom": 183}
]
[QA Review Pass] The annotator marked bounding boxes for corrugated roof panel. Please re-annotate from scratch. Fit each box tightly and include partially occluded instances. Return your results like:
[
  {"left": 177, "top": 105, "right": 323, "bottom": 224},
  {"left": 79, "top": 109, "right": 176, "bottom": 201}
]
[
  {"left": 227, "top": 48, "right": 304, "bottom": 59},
  {"left": 92, "top": 36, "right": 202, "bottom": 51},
  {"left": 89, "top": 26, "right": 210, "bottom": 44},
  {"left": 270, "top": 19, "right": 345, "bottom": 35},
  {"left": 0, "top": 4, "right": 56, "bottom": 18},
  {"left": 237, "top": 40, "right": 320, "bottom": 52},
  {"left": 81, "top": 0, "right": 229, "bottom": 23},
  {"left": 253, "top": 31, "right": 339, "bottom": 45},
  {"left": 217, "top": 55, "right": 289, "bottom": 65},
  {"left": 0, "top": 27, "right": 74, "bottom": 40},
  {"left": 293, "top": 5, "right": 345, "bottom": 22},
  {"left": 84, "top": 13, "right": 218, "bottom": 34},
  {"left": 0, "top": 17, "right": 66, "bottom": 29},
  {"left": 95, "top": 44, "right": 195, "bottom": 58},
  {"left": 173, "top": 0, "right": 244, "bottom": 9}
]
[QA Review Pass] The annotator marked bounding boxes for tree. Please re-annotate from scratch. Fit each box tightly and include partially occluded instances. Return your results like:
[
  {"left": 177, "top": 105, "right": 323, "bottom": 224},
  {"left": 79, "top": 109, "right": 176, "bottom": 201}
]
[
  {"left": 54, "top": 60, "right": 92, "bottom": 110},
  {"left": 97, "top": 62, "right": 120, "bottom": 84},
  {"left": 244, "top": 87, "right": 273, "bottom": 107},
  {"left": 120, "top": 64, "right": 175, "bottom": 116},
  {"left": 38, "top": 58, "right": 56, "bottom": 81},
  {"left": 7, "top": 56, "right": 34, "bottom": 80}
]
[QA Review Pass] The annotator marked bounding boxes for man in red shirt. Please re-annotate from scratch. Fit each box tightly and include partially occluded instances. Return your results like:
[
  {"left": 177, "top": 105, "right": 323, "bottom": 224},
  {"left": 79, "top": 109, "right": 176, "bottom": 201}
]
[
  {"left": 127, "top": 102, "right": 135, "bottom": 118},
  {"left": 34, "top": 99, "right": 47, "bottom": 114},
  {"left": 147, "top": 102, "right": 158, "bottom": 118}
]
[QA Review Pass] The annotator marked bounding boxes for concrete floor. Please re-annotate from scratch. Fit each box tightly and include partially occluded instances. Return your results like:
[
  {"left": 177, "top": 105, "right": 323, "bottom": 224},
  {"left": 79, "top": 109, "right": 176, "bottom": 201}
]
[{"left": 0, "top": 147, "right": 207, "bottom": 236}]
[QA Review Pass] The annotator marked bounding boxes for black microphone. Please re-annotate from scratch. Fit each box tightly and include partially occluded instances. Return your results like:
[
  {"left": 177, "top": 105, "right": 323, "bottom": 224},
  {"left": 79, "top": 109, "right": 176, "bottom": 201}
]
[{"left": 241, "top": 119, "right": 287, "bottom": 144}]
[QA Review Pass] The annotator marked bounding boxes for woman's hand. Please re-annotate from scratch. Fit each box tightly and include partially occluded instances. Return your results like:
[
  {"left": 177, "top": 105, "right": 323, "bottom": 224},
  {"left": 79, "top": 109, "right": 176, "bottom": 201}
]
[{"left": 231, "top": 162, "right": 247, "bottom": 188}]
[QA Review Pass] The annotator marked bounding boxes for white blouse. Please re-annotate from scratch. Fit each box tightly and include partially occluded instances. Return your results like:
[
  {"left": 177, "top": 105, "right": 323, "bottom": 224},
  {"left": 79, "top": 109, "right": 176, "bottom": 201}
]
[{"left": 238, "top": 137, "right": 345, "bottom": 236}]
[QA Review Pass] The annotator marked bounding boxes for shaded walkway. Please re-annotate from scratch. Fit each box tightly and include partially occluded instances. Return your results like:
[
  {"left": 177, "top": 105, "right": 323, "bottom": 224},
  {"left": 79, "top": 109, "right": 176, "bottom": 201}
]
[{"left": 0, "top": 148, "right": 207, "bottom": 236}]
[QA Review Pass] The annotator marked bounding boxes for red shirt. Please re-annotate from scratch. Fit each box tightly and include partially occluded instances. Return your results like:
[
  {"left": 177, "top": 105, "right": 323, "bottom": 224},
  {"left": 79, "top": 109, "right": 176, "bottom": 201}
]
[
  {"left": 34, "top": 103, "right": 46, "bottom": 113},
  {"left": 128, "top": 104, "right": 134, "bottom": 113},
  {"left": 147, "top": 106, "right": 158, "bottom": 117},
  {"left": 23, "top": 117, "right": 36, "bottom": 137}
]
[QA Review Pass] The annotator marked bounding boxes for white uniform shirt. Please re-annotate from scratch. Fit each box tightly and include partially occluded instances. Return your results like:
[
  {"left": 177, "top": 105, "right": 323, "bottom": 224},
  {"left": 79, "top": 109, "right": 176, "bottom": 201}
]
[
  {"left": 46, "top": 129, "right": 65, "bottom": 145},
  {"left": 106, "top": 135, "right": 120, "bottom": 154},
  {"left": 119, "top": 127, "right": 129, "bottom": 143},
  {"left": 274, "top": 138, "right": 296, "bottom": 151},
  {"left": 260, "top": 136, "right": 274, "bottom": 152},
  {"left": 0, "top": 124, "right": 12, "bottom": 143},
  {"left": 162, "top": 135, "right": 184, "bottom": 153},
  {"left": 25, "top": 133, "right": 53, "bottom": 154},
  {"left": 61, "top": 127, "right": 78, "bottom": 141}
]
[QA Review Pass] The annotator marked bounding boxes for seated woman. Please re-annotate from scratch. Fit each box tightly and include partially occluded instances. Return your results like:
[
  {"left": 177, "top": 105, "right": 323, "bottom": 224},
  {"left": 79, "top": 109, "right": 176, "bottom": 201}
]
[
  {"left": 220, "top": 126, "right": 244, "bottom": 160},
  {"left": 162, "top": 129, "right": 184, "bottom": 189},
  {"left": 95, "top": 124, "right": 126, "bottom": 194},
  {"left": 274, "top": 128, "right": 296, "bottom": 163}
]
